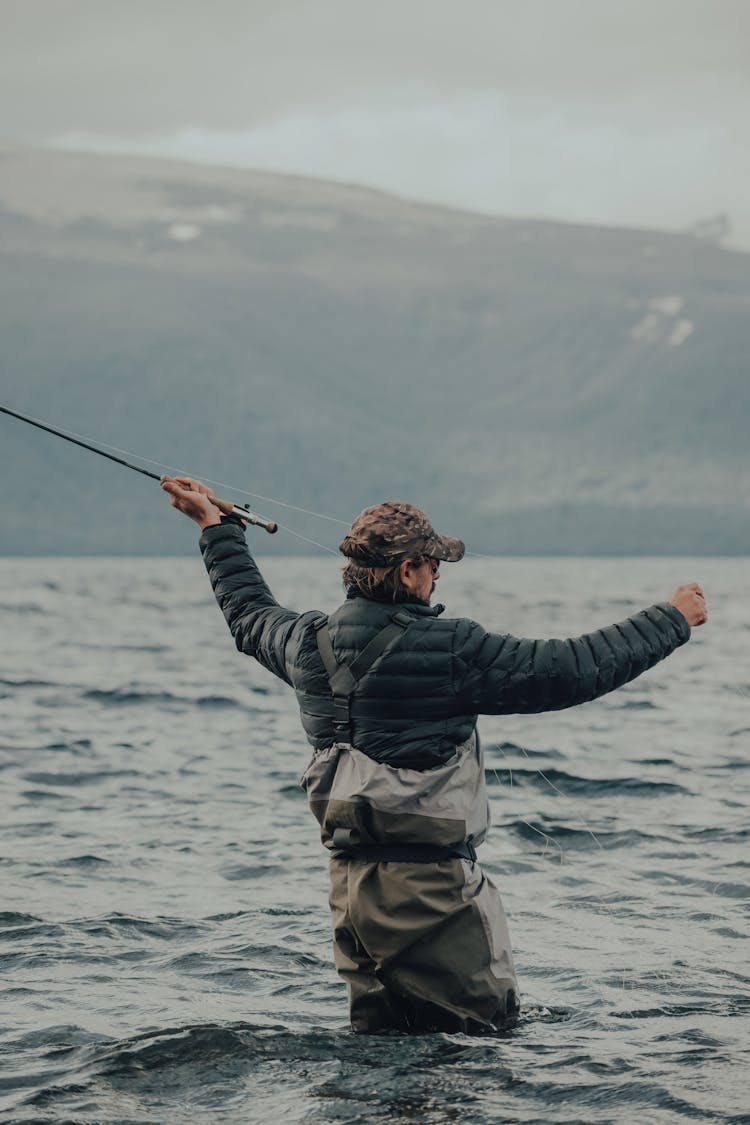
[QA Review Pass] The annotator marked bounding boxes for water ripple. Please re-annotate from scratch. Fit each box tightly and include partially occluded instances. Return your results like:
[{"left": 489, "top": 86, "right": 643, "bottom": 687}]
[{"left": 1, "top": 556, "right": 748, "bottom": 1123}]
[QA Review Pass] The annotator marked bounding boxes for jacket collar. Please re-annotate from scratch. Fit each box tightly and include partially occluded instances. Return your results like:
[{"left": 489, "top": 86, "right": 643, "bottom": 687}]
[{"left": 345, "top": 588, "right": 445, "bottom": 617}]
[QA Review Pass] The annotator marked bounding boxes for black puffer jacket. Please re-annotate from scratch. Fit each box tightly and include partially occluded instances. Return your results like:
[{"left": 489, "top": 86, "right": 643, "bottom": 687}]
[{"left": 200, "top": 524, "right": 691, "bottom": 769}]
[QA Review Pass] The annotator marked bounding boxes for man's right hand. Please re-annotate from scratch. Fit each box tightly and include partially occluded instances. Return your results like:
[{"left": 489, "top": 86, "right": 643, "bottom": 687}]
[
  {"left": 669, "top": 583, "right": 708, "bottom": 627},
  {"left": 161, "top": 475, "right": 222, "bottom": 530}
]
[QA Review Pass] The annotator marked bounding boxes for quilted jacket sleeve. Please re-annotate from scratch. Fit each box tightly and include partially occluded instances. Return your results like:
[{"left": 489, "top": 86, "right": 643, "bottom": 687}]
[
  {"left": 452, "top": 603, "right": 691, "bottom": 715},
  {"left": 199, "top": 523, "right": 299, "bottom": 685}
]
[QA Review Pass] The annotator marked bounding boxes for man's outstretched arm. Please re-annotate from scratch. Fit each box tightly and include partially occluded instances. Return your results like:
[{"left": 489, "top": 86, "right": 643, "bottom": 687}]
[
  {"left": 162, "top": 476, "right": 298, "bottom": 684},
  {"left": 453, "top": 585, "right": 707, "bottom": 715}
]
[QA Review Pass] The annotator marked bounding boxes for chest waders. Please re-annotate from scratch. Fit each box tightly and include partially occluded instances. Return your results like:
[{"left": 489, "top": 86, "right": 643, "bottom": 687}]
[{"left": 314, "top": 613, "right": 478, "bottom": 865}]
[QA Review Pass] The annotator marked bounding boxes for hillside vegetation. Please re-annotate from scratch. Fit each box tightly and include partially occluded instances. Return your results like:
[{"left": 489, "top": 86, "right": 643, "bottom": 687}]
[{"left": 1, "top": 147, "right": 748, "bottom": 555}]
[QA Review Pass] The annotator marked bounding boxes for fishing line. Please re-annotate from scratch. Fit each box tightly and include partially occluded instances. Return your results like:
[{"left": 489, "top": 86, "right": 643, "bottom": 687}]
[
  {"left": 489, "top": 746, "right": 657, "bottom": 1012},
  {"left": 499, "top": 737, "right": 737, "bottom": 932},
  {"left": 1, "top": 405, "right": 350, "bottom": 531},
  {"left": 492, "top": 740, "right": 657, "bottom": 915},
  {"left": 490, "top": 744, "right": 652, "bottom": 977},
  {"left": 492, "top": 761, "right": 565, "bottom": 863},
  {"left": 0, "top": 406, "right": 519, "bottom": 555},
  {"left": 2, "top": 409, "right": 597, "bottom": 845},
  {"left": 516, "top": 743, "right": 607, "bottom": 854},
  {"left": 194, "top": 483, "right": 350, "bottom": 527},
  {"left": 83, "top": 439, "right": 351, "bottom": 526},
  {"left": 273, "top": 522, "right": 341, "bottom": 557},
  {"left": 5, "top": 403, "right": 718, "bottom": 872}
]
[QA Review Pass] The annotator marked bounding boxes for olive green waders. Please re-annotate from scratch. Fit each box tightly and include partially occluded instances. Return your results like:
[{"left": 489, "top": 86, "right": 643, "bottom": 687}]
[{"left": 329, "top": 854, "right": 518, "bottom": 1033}]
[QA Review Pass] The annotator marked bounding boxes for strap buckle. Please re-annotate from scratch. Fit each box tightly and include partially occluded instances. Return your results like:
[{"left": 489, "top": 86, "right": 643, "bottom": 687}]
[{"left": 332, "top": 695, "right": 351, "bottom": 737}]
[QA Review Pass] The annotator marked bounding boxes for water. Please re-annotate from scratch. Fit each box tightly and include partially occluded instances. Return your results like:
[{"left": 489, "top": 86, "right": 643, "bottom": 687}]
[{"left": 1, "top": 555, "right": 748, "bottom": 1124}]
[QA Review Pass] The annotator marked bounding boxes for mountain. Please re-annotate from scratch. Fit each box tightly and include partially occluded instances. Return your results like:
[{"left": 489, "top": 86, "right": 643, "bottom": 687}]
[{"left": 1, "top": 146, "right": 748, "bottom": 556}]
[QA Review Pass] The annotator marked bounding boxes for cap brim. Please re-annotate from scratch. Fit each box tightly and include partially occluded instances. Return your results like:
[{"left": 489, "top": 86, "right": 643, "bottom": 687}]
[{"left": 424, "top": 534, "right": 465, "bottom": 562}]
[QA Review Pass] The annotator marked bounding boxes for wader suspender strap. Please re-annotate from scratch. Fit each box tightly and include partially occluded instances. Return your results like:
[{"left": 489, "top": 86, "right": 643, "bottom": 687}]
[{"left": 315, "top": 612, "right": 412, "bottom": 742}]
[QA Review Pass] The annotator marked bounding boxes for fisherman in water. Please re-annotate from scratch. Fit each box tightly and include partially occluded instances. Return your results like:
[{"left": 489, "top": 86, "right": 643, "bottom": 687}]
[{"left": 162, "top": 475, "right": 707, "bottom": 1034}]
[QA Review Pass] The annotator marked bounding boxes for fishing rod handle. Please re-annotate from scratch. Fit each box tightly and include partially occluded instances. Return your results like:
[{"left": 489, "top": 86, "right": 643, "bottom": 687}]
[
  {"left": 213, "top": 496, "right": 278, "bottom": 534},
  {"left": 160, "top": 475, "right": 278, "bottom": 534}
]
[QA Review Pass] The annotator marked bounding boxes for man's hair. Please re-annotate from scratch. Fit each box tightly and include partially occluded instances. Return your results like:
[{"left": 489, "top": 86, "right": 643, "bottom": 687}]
[{"left": 342, "top": 555, "right": 429, "bottom": 603}]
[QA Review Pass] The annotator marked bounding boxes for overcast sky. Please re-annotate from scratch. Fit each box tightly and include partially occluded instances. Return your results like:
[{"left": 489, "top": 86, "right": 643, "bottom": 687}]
[{"left": 3, "top": 0, "right": 749, "bottom": 247}]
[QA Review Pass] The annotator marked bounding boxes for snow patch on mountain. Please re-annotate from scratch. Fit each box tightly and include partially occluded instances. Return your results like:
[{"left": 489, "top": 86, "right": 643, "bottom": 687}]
[
  {"left": 631, "top": 295, "right": 690, "bottom": 345},
  {"left": 167, "top": 222, "right": 201, "bottom": 242},
  {"left": 669, "top": 319, "right": 694, "bottom": 347}
]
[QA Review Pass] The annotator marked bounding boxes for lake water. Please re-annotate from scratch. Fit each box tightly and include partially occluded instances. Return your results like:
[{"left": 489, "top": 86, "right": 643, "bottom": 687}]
[{"left": 1, "top": 555, "right": 748, "bottom": 1124}]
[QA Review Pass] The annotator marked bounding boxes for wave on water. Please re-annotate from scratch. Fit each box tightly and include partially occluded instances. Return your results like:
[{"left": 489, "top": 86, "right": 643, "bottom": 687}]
[
  {"left": 6, "top": 1011, "right": 569, "bottom": 1117},
  {"left": 0, "top": 677, "right": 57, "bottom": 689},
  {"left": 22, "top": 769, "right": 139, "bottom": 787},
  {"left": 484, "top": 766, "right": 687, "bottom": 796},
  {"left": 8, "top": 1002, "right": 738, "bottom": 1125},
  {"left": 488, "top": 740, "right": 565, "bottom": 759},
  {"left": 0, "top": 911, "right": 207, "bottom": 945},
  {"left": 82, "top": 688, "right": 249, "bottom": 709},
  {"left": 2, "top": 556, "right": 749, "bottom": 1124},
  {"left": 502, "top": 820, "right": 663, "bottom": 852},
  {"left": 0, "top": 912, "right": 40, "bottom": 927},
  {"left": 611, "top": 995, "right": 750, "bottom": 1020},
  {"left": 43, "top": 738, "right": 94, "bottom": 753}
]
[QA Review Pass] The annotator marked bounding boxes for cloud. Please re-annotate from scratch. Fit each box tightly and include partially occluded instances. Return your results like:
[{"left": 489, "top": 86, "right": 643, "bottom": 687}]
[
  {"left": 2, "top": 0, "right": 749, "bottom": 137},
  {"left": 3, "top": 0, "right": 750, "bottom": 245}
]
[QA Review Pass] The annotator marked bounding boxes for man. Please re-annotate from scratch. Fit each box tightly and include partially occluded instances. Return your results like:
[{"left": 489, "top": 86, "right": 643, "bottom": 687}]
[{"left": 162, "top": 475, "right": 707, "bottom": 1034}]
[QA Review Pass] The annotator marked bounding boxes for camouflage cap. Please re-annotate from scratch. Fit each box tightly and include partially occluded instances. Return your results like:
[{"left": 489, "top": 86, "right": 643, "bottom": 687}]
[{"left": 340, "top": 501, "right": 465, "bottom": 566}]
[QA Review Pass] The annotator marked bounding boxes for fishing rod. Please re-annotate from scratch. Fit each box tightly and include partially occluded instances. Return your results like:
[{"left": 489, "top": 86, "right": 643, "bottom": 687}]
[{"left": 0, "top": 404, "right": 278, "bottom": 533}]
